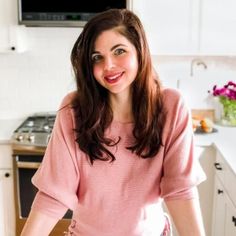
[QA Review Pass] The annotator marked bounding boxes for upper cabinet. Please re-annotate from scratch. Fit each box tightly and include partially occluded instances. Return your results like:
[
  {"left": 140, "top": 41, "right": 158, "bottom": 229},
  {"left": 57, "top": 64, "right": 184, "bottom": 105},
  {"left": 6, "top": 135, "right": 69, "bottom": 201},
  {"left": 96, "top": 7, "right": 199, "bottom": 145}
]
[
  {"left": 0, "top": 0, "right": 27, "bottom": 53},
  {"left": 133, "top": 0, "right": 236, "bottom": 55},
  {"left": 133, "top": 0, "right": 199, "bottom": 55},
  {"left": 200, "top": 0, "right": 236, "bottom": 55}
]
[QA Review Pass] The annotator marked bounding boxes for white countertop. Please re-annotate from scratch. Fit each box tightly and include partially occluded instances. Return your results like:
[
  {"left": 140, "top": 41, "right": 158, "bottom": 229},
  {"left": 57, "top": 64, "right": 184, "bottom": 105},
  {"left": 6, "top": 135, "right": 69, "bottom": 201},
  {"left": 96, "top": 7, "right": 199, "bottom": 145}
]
[{"left": 194, "top": 125, "right": 236, "bottom": 175}]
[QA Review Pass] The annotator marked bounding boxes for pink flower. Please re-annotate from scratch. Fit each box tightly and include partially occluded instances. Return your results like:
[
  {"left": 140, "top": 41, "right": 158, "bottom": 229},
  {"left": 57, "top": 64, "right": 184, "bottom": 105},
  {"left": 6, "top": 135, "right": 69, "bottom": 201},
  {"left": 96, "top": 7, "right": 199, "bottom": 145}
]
[{"left": 209, "top": 81, "right": 236, "bottom": 100}]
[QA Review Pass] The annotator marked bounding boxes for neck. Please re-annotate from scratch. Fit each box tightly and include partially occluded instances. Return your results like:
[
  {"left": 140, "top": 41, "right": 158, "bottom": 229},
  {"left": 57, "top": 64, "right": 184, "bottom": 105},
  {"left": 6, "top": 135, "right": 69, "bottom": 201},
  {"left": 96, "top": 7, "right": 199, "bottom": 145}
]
[{"left": 109, "top": 92, "right": 133, "bottom": 123}]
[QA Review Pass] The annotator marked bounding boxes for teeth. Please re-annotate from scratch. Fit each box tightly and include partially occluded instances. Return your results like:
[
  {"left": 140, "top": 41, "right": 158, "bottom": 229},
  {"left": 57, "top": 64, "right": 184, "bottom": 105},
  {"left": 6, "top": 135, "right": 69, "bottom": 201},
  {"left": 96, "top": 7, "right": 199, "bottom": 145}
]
[{"left": 106, "top": 72, "right": 122, "bottom": 80}]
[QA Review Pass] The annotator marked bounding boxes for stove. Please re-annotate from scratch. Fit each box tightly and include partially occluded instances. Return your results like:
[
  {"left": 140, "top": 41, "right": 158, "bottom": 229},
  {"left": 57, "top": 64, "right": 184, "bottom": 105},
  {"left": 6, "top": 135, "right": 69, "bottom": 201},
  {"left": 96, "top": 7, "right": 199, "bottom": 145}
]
[
  {"left": 11, "top": 112, "right": 71, "bottom": 235},
  {"left": 11, "top": 113, "right": 56, "bottom": 147}
]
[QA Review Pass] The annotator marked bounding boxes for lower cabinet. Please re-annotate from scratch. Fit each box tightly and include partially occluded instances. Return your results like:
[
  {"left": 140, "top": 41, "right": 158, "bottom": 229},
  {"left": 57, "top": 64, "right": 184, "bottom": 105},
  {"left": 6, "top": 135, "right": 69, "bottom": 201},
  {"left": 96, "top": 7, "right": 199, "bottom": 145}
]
[
  {"left": 0, "top": 169, "right": 15, "bottom": 236},
  {"left": 212, "top": 151, "right": 236, "bottom": 236},
  {"left": 0, "top": 144, "right": 15, "bottom": 236},
  {"left": 225, "top": 197, "right": 236, "bottom": 236}
]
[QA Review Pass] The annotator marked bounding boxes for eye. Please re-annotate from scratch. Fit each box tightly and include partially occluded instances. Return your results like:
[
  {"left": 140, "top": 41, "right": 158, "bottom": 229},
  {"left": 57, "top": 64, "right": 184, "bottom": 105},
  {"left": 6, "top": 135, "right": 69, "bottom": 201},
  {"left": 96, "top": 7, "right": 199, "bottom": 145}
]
[
  {"left": 114, "top": 48, "right": 126, "bottom": 56},
  {"left": 92, "top": 54, "right": 103, "bottom": 63}
]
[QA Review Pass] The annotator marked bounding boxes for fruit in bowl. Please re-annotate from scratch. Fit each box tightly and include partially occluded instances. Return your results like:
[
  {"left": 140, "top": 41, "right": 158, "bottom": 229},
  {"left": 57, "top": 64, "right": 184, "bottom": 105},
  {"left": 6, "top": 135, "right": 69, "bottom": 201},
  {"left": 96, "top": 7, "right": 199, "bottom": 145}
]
[
  {"left": 200, "top": 118, "right": 214, "bottom": 133},
  {"left": 192, "top": 117, "right": 214, "bottom": 133}
]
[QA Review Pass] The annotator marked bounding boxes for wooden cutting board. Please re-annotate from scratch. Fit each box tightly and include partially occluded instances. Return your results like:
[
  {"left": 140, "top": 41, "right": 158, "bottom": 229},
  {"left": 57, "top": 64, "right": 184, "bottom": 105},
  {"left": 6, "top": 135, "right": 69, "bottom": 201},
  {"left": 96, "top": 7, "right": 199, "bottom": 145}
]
[{"left": 191, "top": 109, "right": 215, "bottom": 121}]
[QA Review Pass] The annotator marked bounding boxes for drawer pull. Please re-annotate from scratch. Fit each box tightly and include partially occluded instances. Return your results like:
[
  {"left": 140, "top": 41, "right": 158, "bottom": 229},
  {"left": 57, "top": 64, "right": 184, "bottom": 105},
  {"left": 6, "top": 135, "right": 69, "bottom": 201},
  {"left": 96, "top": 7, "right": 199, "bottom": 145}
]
[
  {"left": 217, "top": 189, "right": 223, "bottom": 194},
  {"left": 17, "top": 161, "right": 41, "bottom": 169},
  {"left": 232, "top": 216, "right": 236, "bottom": 226},
  {"left": 214, "top": 163, "right": 222, "bottom": 170}
]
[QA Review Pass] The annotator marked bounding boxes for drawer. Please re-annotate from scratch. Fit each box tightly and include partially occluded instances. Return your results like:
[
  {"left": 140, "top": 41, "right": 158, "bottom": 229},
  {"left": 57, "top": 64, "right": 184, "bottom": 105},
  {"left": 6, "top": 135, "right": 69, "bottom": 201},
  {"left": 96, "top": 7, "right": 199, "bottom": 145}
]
[
  {"left": 214, "top": 151, "right": 226, "bottom": 184},
  {"left": 0, "top": 145, "right": 12, "bottom": 169}
]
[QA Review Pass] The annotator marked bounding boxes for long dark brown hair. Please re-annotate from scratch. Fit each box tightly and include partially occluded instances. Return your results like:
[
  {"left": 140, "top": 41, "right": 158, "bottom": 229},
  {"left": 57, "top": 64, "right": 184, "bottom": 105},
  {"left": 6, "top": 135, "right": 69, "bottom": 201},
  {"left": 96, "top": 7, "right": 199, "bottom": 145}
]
[{"left": 70, "top": 9, "right": 166, "bottom": 164}]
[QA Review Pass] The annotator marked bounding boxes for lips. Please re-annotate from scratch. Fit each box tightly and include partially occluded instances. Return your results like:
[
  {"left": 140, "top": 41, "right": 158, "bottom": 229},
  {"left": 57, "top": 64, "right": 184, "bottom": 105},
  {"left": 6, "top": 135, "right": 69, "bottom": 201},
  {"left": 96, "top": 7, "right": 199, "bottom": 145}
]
[{"left": 104, "top": 72, "right": 124, "bottom": 84}]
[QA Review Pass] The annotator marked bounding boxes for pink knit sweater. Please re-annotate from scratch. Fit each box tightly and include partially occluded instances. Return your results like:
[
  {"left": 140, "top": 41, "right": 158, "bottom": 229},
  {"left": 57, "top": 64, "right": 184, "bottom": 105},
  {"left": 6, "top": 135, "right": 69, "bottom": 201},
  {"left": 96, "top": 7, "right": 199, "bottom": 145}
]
[{"left": 31, "top": 88, "right": 206, "bottom": 235}]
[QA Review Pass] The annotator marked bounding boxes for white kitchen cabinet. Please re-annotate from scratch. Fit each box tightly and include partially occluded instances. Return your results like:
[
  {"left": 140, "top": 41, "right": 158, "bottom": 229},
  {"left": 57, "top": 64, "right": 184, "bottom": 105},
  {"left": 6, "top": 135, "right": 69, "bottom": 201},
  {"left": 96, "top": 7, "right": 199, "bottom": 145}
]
[
  {"left": 197, "top": 145, "right": 215, "bottom": 236},
  {"left": 212, "top": 150, "right": 236, "bottom": 236},
  {"left": 225, "top": 195, "right": 236, "bottom": 236},
  {"left": 200, "top": 0, "right": 236, "bottom": 55},
  {"left": 225, "top": 166, "right": 236, "bottom": 235},
  {"left": 0, "top": 144, "right": 15, "bottom": 236},
  {"left": 0, "top": 0, "right": 27, "bottom": 53},
  {"left": 0, "top": 169, "right": 15, "bottom": 236},
  {"left": 133, "top": 0, "right": 236, "bottom": 55},
  {"left": 133, "top": 0, "right": 199, "bottom": 55}
]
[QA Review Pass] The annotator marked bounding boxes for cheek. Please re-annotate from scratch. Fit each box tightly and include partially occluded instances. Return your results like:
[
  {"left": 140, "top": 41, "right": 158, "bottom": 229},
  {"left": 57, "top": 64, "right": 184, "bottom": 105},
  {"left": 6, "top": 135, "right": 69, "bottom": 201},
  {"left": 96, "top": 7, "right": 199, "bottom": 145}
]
[{"left": 124, "top": 56, "right": 138, "bottom": 74}]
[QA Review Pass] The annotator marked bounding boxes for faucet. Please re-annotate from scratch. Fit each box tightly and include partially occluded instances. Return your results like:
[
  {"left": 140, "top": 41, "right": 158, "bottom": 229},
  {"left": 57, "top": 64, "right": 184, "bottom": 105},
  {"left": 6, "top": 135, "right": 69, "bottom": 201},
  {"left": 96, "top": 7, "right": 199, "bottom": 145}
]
[{"left": 190, "top": 59, "right": 207, "bottom": 77}]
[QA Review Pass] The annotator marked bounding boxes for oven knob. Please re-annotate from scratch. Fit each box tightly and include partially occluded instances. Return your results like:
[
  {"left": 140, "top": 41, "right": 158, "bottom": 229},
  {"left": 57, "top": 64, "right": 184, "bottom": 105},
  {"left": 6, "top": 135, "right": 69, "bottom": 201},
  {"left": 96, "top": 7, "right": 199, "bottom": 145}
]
[
  {"left": 16, "top": 134, "right": 24, "bottom": 141},
  {"left": 28, "top": 135, "right": 35, "bottom": 143},
  {"left": 44, "top": 125, "right": 50, "bottom": 131}
]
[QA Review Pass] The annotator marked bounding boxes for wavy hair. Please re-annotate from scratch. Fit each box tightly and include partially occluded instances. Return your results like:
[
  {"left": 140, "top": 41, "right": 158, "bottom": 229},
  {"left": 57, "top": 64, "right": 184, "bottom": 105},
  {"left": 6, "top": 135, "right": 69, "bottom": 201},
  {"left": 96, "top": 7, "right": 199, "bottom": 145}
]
[{"left": 71, "top": 9, "right": 166, "bottom": 164}]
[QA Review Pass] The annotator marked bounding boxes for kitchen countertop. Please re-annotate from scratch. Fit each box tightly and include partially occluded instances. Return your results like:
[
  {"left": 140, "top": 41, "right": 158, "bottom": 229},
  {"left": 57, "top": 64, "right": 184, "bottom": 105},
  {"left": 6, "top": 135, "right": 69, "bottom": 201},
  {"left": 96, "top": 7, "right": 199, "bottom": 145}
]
[
  {"left": 1, "top": 118, "right": 236, "bottom": 175},
  {"left": 194, "top": 124, "right": 236, "bottom": 175}
]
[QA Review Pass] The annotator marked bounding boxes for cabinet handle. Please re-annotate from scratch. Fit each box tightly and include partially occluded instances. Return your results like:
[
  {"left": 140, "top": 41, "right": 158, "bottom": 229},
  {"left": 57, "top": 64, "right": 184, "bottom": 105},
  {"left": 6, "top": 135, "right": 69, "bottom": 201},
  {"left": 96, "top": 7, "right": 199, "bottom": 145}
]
[
  {"left": 214, "top": 162, "right": 222, "bottom": 170},
  {"left": 217, "top": 189, "right": 224, "bottom": 194},
  {"left": 5, "top": 172, "right": 10, "bottom": 178},
  {"left": 232, "top": 216, "right": 236, "bottom": 226}
]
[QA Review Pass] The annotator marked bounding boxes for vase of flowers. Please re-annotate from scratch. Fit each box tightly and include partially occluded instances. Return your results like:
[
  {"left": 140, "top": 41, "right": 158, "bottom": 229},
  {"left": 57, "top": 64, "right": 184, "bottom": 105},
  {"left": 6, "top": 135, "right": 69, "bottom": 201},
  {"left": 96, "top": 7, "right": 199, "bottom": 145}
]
[{"left": 209, "top": 81, "right": 236, "bottom": 126}]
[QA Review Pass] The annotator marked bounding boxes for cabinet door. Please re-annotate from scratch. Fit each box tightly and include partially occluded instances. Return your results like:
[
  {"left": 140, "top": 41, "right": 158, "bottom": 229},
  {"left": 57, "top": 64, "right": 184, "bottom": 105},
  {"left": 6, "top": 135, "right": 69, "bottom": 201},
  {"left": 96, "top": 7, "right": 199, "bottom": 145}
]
[
  {"left": 200, "top": 0, "right": 236, "bottom": 54},
  {"left": 0, "top": 169, "right": 15, "bottom": 236},
  {"left": 212, "top": 176, "right": 226, "bottom": 236},
  {"left": 225, "top": 195, "right": 236, "bottom": 236},
  {"left": 133, "top": 0, "right": 199, "bottom": 55},
  {"left": 0, "top": 0, "right": 13, "bottom": 52},
  {"left": 0, "top": 0, "right": 27, "bottom": 53}
]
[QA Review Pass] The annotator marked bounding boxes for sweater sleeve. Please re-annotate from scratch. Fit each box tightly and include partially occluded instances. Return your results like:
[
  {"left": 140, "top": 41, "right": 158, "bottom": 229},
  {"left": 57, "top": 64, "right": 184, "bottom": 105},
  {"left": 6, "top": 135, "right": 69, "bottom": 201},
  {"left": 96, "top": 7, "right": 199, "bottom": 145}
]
[
  {"left": 31, "top": 93, "right": 80, "bottom": 218},
  {"left": 160, "top": 89, "right": 206, "bottom": 201}
]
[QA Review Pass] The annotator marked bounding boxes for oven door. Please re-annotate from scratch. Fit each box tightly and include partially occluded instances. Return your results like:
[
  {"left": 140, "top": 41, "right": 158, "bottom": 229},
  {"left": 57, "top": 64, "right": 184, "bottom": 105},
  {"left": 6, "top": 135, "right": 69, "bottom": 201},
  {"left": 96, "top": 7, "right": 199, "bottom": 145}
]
[{"left": 14, "top": 154, "right": 72, "bottom": 219}]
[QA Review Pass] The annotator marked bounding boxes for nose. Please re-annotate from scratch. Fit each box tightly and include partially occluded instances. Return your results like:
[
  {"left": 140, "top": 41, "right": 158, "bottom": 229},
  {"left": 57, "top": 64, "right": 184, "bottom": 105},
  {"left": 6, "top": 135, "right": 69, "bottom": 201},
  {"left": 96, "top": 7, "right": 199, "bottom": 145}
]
[{"left": 104, "top": 56, "right": 115, "bottom": 70}]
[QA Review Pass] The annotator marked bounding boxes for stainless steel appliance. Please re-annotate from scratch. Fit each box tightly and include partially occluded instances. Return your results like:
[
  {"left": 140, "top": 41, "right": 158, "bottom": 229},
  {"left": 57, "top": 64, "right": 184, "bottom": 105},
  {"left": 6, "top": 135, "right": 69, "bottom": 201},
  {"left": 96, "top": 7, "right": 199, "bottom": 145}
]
[
  {"left": 12, "top": 113, "right": 71, "bottom": 235},
  {"left": 18, "top": 0, "right": 131, "bottom": 27},
  {"left": 11, "top": 113, "right": 56, "bottom": 147}
]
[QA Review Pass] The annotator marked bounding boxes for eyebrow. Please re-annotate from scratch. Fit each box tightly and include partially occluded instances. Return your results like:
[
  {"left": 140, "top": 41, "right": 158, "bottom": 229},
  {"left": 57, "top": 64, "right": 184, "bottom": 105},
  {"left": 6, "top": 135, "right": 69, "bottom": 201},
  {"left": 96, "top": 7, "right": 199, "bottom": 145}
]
[{"left": 92, "top": 43, "right": 127, "bottom": 54}]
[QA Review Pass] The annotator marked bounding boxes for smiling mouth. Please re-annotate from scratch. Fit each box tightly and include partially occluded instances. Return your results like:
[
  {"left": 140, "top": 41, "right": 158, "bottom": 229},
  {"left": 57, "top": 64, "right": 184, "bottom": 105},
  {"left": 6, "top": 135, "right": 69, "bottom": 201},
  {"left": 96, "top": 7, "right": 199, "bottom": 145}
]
[{"left": 104, "top": 72, "right": 124, "bottom": 84}]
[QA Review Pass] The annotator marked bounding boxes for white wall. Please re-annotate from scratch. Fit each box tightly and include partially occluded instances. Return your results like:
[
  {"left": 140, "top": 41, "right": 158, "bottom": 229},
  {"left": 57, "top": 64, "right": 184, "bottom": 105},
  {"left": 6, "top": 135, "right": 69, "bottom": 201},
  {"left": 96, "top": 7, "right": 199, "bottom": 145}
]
[
  {"left": 0, "top": 27, "right": 81, "bottom": 119},
  {"left": 152, "top": 56, "right": 236, "bottom": 105}
]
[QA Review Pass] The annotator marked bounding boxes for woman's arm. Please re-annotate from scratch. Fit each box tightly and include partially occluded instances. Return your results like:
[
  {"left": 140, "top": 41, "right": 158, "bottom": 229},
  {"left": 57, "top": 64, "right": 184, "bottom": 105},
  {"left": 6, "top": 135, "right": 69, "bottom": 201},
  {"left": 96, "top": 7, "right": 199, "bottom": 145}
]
[
  {"left": 165, "top": 198, "right": 205, "bottom": 236},
  {"left": 20, "top": 210, "right": 59, "bottom": 236}
]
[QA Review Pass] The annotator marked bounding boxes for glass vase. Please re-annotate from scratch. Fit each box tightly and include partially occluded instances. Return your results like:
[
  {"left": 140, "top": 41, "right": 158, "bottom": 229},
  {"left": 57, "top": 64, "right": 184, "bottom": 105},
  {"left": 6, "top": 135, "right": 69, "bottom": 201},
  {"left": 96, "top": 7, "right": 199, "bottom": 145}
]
[{"left": 219, "top": 96, "right": 236, "bottom": 126}]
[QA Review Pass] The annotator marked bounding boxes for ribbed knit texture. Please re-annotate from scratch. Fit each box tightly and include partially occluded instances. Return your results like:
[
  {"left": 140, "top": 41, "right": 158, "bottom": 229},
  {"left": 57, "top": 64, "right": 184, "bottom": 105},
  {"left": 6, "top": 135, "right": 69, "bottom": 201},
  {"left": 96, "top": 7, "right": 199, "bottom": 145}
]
[{"left": 31, "top": 88, "right": 206, "bottom": 235}]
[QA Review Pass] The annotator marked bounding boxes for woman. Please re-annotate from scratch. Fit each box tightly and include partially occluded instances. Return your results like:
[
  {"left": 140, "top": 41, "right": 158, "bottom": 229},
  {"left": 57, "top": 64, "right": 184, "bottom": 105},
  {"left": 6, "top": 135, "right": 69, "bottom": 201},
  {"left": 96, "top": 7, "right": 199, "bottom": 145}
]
[{"left": 21, "top": 9, "right": 206, "bottom": 236}]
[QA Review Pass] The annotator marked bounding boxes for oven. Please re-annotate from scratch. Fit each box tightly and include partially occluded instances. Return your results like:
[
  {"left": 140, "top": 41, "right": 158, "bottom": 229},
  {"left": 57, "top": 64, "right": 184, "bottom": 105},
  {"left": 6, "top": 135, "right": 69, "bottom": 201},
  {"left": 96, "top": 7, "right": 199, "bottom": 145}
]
[{"left": 12, "top": 114, "right": 71, "bottom": 235}]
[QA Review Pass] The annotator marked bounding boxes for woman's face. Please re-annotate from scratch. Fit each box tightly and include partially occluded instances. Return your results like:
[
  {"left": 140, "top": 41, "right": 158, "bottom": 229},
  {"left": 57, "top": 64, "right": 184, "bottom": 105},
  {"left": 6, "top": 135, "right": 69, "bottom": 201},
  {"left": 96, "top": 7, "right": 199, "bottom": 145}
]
[{"left": 92, "top": 29, "right": 138, "bottom": 97}]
